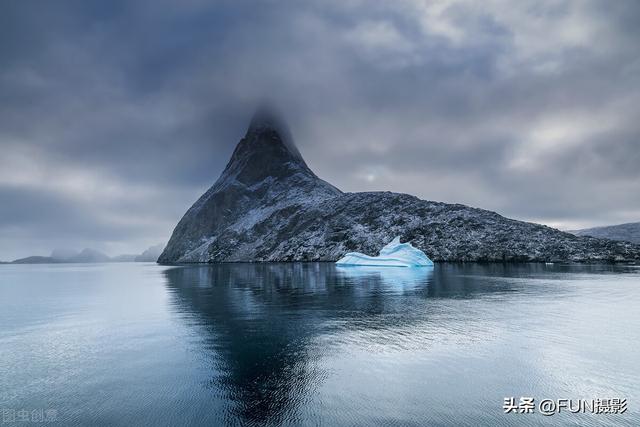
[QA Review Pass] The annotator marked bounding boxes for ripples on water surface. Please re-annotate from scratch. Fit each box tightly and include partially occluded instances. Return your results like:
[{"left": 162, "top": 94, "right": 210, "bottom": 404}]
[{"left": 0, "top": 263, "right": 638, "bottom": 426}]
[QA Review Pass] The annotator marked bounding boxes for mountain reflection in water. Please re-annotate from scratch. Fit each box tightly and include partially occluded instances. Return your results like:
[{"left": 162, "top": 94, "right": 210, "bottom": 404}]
[
  {"left": 162, "top": 262, "right": 568, "bottom": 426},
  {"left": 2, "top": 263, "right": 639, "bottom": 426}
]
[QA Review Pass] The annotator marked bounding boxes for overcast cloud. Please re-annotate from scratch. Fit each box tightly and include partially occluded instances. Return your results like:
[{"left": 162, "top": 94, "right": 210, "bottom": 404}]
[{"left": 1, "top": 0, "right": 639, "bottom": 260}]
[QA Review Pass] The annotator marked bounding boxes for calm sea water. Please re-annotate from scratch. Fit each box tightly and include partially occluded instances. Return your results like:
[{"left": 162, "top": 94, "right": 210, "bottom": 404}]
[{"left": 0, "top": 262, "right": 638, "bottom": 426}]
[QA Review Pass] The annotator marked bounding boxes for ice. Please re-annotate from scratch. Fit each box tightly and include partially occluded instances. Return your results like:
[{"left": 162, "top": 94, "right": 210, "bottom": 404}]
[{"left": 336, "top": 236, "right": 434, "bottom": 267}]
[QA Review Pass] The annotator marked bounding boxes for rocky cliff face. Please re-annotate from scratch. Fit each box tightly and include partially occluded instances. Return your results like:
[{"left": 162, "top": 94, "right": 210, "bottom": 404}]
[{"left": 159, "top": 109, "right": 640, "bottom": 263}]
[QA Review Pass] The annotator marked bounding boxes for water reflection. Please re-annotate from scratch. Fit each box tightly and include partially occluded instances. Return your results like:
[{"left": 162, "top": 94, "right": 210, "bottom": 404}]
[
  {"left": 2, "top": 263, "right": 638, "bottom": 426},
  {"left": 336, "top": 265, "right": 432, "bottom": 290},
  {"left": 162, "top": 263, "right": 567, "bottom": 426}
]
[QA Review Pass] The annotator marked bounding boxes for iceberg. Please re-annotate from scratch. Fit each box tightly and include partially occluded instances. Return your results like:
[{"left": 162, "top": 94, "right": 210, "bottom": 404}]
[{"left": 336, "top": 237, "right": 434, "bottom": 267}]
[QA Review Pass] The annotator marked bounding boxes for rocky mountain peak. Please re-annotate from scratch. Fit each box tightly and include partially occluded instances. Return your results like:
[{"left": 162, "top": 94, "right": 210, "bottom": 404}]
[
  {"left": 159, "top": 107, "right": 640, "bottom": 264},
  {"left": 158, "top": 107, "right": 342, "bottom": 263},
  {"left": 222, "top": 105, "right": 308, "bottom": 186}
]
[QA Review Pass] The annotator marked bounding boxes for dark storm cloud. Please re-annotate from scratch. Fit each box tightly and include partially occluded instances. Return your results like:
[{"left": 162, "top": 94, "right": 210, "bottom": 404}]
[{"left": 1, "top": 0, "right": 639, "bottom": 259}]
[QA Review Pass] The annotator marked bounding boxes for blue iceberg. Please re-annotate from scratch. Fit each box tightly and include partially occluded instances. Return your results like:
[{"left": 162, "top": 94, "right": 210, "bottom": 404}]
[{"left": 336, "top": 237, "right": 434, "bottom": 267}]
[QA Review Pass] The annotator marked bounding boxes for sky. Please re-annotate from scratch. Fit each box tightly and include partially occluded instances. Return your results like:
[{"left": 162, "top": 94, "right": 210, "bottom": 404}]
[{"left": 1, "top": 0, "right": 639, "bottom": 260}]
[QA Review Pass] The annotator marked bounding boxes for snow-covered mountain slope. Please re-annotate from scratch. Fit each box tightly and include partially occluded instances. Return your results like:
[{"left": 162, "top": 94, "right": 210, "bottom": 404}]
[{"left": 159, "top": 109, "right": 640, "bottom": 263}]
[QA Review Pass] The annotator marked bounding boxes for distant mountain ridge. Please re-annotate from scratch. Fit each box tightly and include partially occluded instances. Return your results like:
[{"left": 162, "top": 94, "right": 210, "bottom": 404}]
[
  {"left": 159, "top": 108, "right": 640, "bottom": 263},
  {"left": 135, "top": 244, "right": 165, "bottom": 262},
  {"left": 11, "top": 256, "right": 59, "bottom": 264},
  {"left": 569, "top": 222, "right": 640, "bottom": 245},
  {"left": 9, "top": 244, "right": 165, "bottom": 264}
]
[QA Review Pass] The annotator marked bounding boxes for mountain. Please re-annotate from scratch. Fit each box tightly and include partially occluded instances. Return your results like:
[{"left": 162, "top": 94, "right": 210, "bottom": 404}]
[
  {"left": 159, "top": 108, "right": 640, "bottom": 263},
  {"left": 569, "top": 222, "right": 640, "bottom": 245},
  {"left": 11, "top": 256, "right": 60, "bottom": 264},
  {"left": 8, "top": 245, "right": 165, "bottom": 264},
  {"left": 67, "top": 248, "right": 111, "bottom": 263},
  {"left": 134, "top": 243, "right": 165, "bottom": 262}
]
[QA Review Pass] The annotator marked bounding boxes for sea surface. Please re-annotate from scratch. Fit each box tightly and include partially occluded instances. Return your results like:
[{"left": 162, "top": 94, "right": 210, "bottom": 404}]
[{"left": 0, "top": 262, "right": 638, "bottom": 426}]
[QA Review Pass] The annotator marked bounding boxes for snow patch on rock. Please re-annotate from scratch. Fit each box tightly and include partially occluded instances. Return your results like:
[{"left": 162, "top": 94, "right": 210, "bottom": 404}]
[{"left": 179, "top": 236, "right": 217, "bottom": 262}]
